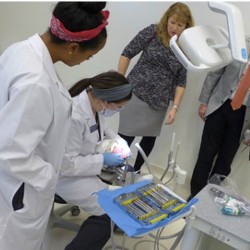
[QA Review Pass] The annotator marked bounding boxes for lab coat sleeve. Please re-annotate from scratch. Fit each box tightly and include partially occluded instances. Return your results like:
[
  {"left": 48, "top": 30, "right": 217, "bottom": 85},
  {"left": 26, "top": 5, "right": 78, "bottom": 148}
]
[
  {"left": 60, "top": 115, "right": 104, "bottom": 177},
  {"left": 0, "top": 82, "right": 55, "bottom": 191},
  {"left": 199, "top": 66, "right": 226, "bottom": 104},
  {"left": 104, "top": 127, "right": 127, "bottom": 146},
  {"left": 103, "top": 127, "right": 119, "bottom": 140},
  {"left": 100, "top": 114, "right": 119, "bottom": 140}
]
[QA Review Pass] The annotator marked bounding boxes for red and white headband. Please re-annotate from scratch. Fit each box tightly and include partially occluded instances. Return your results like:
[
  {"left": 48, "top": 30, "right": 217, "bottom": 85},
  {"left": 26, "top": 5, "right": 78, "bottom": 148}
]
[{"left": 50, "top": 10, "right": 109, "bottom": 42}]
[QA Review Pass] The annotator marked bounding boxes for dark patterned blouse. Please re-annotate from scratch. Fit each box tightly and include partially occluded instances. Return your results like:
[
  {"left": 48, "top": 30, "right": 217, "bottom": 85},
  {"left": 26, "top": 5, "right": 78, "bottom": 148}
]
[{"left": 122, "top": 24, "right": 187, "bottom": 111}]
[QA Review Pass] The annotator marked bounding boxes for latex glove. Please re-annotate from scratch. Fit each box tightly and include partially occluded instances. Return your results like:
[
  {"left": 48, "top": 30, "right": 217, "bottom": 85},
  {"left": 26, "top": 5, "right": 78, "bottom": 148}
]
[{"left": 103, "top": 152, "right": 124, "bottom": 167}]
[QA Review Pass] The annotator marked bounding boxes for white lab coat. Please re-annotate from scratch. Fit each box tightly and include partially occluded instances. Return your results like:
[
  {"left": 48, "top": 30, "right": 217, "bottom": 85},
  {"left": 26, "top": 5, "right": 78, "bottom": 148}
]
[
  {"left": 0, "top": 34, "right": 72, "bottom": 250},
  {"left": 56, "top": 90, "right": 119, "bottom": 216}
]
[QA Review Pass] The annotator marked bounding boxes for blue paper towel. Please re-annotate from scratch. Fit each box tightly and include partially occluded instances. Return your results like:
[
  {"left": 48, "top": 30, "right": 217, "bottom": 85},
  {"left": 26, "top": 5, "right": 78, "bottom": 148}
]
[{"left": 97, "top": 180, "right": 198, "bottom": 237}]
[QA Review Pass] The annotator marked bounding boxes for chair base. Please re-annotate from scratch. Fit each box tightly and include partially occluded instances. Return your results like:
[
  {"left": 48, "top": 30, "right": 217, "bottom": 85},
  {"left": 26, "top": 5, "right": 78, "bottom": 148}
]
[
  {"left": 41, "top": 203, "right": 81, "bottom": 250},
  {"left": 52, "top": 204, "right": 81, "bottom": 231}
]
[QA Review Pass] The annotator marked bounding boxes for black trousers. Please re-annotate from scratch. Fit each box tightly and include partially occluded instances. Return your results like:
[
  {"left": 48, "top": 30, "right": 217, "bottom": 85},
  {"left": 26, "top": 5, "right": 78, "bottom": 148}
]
[
  {"left": 190, "top": 99, "right": 246, "bottom": 197},
  {"left": 65, "top": 214, "right": 111, "bottom": 250},
  {"left": 118, "top": 134, "right": 156, "bottom": 172}
]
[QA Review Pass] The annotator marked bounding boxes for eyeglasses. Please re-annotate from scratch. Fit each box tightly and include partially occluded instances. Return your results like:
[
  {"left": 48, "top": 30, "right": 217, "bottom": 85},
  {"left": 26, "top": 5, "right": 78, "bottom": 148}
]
[{"left": 110, "top": 102, "right": 124, "bottom": 111}]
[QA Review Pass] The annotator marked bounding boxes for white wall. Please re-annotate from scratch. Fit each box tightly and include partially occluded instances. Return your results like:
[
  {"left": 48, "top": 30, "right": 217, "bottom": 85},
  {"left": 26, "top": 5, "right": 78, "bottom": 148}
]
[{"left": 1, "top": 1, "right": 250, "bottom": 198}]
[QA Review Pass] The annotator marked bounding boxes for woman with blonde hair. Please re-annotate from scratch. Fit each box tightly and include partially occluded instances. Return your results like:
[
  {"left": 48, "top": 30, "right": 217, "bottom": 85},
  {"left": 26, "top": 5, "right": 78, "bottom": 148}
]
[{"left": 117, "top": 2, "right": 195, "bottom": 172}]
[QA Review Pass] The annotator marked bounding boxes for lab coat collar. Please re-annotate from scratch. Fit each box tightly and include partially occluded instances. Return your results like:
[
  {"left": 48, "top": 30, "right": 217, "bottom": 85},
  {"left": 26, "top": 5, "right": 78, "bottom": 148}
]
[
  {"left": 76, "top": 90, "right": 104, "bottom": 141},
  {"left": 28, "top": 34, "right": 71, "bottom": 102}
]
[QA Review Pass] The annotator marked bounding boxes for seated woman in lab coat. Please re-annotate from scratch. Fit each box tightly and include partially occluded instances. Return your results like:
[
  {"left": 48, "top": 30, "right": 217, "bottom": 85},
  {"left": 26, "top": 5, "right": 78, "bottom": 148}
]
[{"left": 56, "top": 70, "right": 132, "bottom": 250}]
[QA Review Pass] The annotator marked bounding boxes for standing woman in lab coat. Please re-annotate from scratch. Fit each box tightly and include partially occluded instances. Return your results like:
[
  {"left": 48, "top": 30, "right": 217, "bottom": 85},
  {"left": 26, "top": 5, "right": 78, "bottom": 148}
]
[
  {"left": 0, "top": 2, "right": 109, "bottom": 250},
  {"left": 56, "top": 71, "right": 132, "bottom": 250}
]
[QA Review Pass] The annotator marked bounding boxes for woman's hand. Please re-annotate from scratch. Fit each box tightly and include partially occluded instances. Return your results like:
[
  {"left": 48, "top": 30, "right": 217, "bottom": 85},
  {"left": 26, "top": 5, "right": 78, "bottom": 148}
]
[{"left": 165, "top": 107, "right": 177, "bottom": 125}]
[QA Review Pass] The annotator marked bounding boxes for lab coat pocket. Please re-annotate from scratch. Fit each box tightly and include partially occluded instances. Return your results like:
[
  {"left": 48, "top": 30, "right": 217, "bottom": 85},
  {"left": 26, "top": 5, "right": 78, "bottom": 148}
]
[{"left": 12, "top": 182, "right": 24, "bottom": 211}]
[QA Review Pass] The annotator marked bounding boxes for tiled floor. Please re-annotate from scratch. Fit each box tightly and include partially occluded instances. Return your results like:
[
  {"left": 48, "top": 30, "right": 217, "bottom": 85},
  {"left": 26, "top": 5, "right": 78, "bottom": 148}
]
[{"left": 49, "top": 165, "right": 191, "bottom": 250}]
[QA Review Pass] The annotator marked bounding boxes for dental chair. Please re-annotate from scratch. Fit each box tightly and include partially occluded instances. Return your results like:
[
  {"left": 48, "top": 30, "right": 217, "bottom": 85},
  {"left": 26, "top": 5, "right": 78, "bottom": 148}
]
[
  {"left": 41, "top": 194, "right": 81, "bottom": 250},
  {"left": 51, "top": 194, "right": 81, "bottom": 230}
]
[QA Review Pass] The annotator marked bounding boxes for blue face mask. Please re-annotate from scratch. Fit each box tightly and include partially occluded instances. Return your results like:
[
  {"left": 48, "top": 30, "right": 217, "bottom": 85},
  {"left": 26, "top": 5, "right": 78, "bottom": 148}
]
[{"left": 103, "top": 108, "right": 121, "bottom": 117}]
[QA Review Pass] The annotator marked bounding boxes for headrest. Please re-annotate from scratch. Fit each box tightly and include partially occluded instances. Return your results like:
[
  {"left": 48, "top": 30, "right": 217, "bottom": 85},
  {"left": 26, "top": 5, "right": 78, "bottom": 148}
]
[
  {"left": 170, "top": 1, "right": 248, "bottom": 72},
  {"left": 178, "top": 25, "right": 232, "bottom": 69}
]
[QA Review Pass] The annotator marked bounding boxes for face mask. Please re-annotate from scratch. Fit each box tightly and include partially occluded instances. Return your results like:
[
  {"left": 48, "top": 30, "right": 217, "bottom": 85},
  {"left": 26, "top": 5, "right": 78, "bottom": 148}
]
[{"left": 103, "top": 108, "right": 121, "bottom": 117}]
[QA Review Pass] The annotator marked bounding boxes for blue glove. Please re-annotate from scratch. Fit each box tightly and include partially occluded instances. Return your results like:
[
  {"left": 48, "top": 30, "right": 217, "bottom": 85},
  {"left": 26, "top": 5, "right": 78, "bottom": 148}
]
[{"left": 103, "top": 153, "right": 124, "bottom": 167}]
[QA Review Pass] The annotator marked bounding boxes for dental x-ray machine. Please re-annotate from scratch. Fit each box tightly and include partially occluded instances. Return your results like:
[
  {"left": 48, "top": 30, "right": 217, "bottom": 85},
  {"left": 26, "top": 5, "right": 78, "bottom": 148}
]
[{"left": 170, "top": 1, "right": 248, "bottom": 72}]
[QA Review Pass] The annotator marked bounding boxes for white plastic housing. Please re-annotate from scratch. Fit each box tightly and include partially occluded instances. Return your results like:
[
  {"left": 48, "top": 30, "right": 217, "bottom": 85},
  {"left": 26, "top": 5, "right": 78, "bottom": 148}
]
[
  {"left": 208, "top": 1, "right": 248, "bottom": 63},
  {"left": 170, "top": 1, "right": 248, "bottom": 72},
  {"left": 170, "top": 25, "right": 233, "bottom": 72}
]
